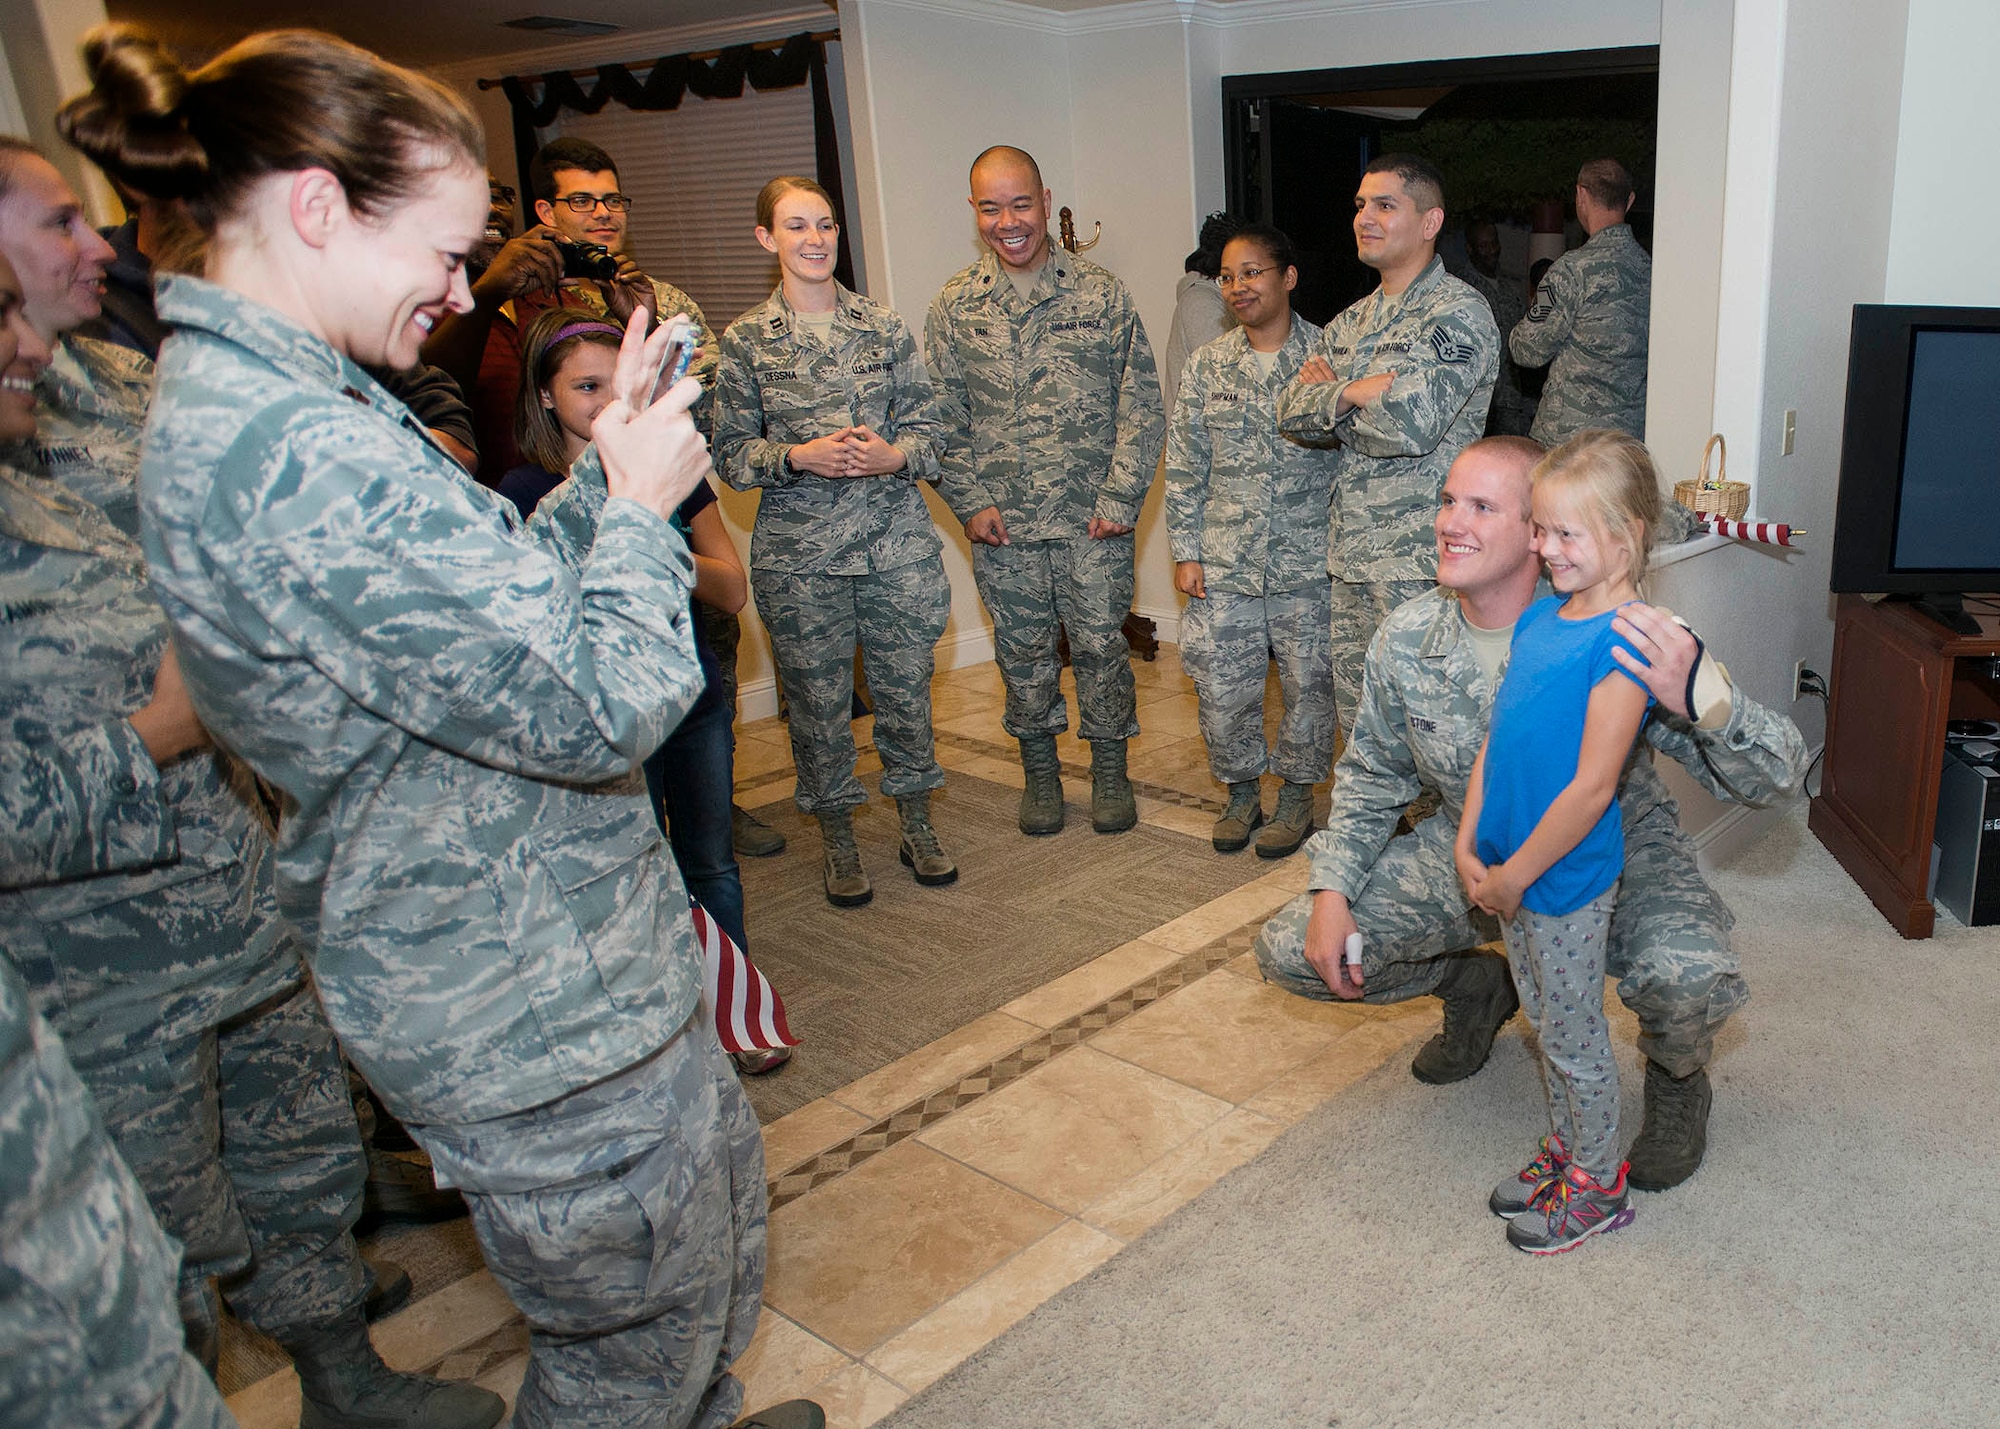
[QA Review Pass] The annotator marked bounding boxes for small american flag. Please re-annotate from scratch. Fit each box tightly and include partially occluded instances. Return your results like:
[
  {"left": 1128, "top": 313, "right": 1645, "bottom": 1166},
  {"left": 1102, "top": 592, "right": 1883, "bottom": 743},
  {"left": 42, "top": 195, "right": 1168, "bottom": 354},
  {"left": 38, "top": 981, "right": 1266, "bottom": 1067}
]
[{"left": 693, "top": 903, "right": 799, "bottom": 1054}]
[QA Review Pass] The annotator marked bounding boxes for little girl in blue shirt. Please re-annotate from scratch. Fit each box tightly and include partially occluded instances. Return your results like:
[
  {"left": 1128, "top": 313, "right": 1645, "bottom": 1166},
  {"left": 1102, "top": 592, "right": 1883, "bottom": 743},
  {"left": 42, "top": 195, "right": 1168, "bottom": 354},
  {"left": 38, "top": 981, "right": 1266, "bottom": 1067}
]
[{"left": 1455, "top": 430, "right": 1660, "bottom": 1254}]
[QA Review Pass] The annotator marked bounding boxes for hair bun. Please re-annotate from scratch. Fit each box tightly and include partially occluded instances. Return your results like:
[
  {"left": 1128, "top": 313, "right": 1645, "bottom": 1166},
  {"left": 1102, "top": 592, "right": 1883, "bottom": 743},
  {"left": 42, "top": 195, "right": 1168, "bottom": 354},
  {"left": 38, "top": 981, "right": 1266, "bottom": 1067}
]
[{"left": 58, "top": 23, "right": 207, "bottom": 198}]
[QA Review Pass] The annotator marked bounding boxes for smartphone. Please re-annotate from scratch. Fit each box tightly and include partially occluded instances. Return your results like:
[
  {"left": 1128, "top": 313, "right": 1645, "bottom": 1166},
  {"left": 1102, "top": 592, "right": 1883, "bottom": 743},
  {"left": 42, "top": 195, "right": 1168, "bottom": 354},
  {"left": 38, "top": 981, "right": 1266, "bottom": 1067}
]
[
  {"left": 630, "top": 316, "right": 696, "bottom": 408},
  {"left": 665, "top": 334, "right": 696, "bottom": 388}
]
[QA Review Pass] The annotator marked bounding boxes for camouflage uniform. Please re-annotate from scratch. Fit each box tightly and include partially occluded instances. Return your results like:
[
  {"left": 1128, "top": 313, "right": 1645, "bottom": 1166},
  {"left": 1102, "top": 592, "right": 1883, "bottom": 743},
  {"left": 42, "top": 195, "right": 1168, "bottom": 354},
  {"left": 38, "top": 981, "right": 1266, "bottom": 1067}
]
[
  {"left": 713, "top": 282, "right": 950, "bottom": 813},
  {"left": 0, "top": 450, "right": 374, "bottom": 1354},
  {"left": 8, "top": 334, "right": 154, "bottom": 539},
  {"left": 1509, "top": 223, "right": 1651, "bottom": 444},
  {"left": 1460, "top": 267, "right": 1534, "bottom": 436},
  {"left": 1164, "top": 318, "right": 1337, "bottom": 785},
  {"left": 1277, "top": 256, "right": 1498, "bottom": 737},
  {"left": 925, "top": 244, "right": 1164, "bottom": 741},
  {"left": 0, "top": 952, "right": 234, "bottom": 1429},
  {"left": 139, "top": 275, "right": 763, "bottom": 1427},
  {"left": 1254, "top": 585, "right": 1807, "bottom": 1077}
]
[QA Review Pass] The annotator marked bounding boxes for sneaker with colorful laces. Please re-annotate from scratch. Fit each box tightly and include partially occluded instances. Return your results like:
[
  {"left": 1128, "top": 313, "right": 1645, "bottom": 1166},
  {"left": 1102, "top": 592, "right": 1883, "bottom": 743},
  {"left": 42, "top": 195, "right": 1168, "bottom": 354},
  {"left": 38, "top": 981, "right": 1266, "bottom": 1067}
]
[
  {"left": 1504, "top": 1160, "right": 1634, "bottom": 1254},
  {"left": 1489, "top": 1135, "right": 1568, "bottom": 1219}
]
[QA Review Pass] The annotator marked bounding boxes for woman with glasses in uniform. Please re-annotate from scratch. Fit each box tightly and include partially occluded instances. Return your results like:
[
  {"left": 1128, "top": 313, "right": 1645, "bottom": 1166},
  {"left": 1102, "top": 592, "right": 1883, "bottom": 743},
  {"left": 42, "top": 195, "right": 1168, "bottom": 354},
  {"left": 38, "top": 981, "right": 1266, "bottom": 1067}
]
[{"left": 1165, "top": 223, "right": 1339, "bottom": 859}]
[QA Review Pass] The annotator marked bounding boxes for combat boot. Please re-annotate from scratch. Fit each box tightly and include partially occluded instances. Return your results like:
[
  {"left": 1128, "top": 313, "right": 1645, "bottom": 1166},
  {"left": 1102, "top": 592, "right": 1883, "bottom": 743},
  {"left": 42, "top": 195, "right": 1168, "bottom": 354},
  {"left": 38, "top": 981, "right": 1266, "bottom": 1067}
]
[
  {"left": 1626, "top": 1061, "right": 1713, "bottom": 1191},
  {"left": 1211, "top": 781, "right": 1264, "bottom": 852},
  {"left": 281, "top": 1308, "right": 504, "bottom": 1429},
  {"left": 896, "top": 791, "right": 958, "bottom": 886},
  {"left": 1409, "top": 952, "right": 1519, "bottom": 1084},
  {"left": 1255, "top": 781, "right": 1315, "bottom": 859},
  {"left": 816, "top": 808, "right": 872, "bottom": 907},
  {"left": 730, "top": 1401, "right": 827, "bottom": 1429},
  {"left": 354, "top": 1147, "right": 466, "bottom": 1236},
  {"left": 362, "top": 1263, "right": 413, "bottom": 1322},
  {"left": 1089, "top": 738, "right": 1138, "bottom": 833},
  {"left": 1018, "top": 734, "right": 1065, "bottom": 835},
  {"left": 732, "top": 803, "right": 787, "bottom": 857}
]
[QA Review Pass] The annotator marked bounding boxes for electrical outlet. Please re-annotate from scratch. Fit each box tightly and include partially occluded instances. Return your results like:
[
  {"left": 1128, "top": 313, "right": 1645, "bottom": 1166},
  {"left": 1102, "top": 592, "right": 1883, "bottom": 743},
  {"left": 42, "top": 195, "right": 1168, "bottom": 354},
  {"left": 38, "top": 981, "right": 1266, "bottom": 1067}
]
[
  {"left": 1794, "top": 661, "right": 1822, "bottom": 700},
  {"left": 1781, "top": 409, "right": 1797, "bottom": 456}
]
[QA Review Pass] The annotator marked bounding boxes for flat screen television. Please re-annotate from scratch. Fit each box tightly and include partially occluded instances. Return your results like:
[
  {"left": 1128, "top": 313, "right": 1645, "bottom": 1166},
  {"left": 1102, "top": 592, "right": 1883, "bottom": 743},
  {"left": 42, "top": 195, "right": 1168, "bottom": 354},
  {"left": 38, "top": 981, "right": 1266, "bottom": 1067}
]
[{"left": 1830, "top": 303, "right": 2000, "bottom": 632}]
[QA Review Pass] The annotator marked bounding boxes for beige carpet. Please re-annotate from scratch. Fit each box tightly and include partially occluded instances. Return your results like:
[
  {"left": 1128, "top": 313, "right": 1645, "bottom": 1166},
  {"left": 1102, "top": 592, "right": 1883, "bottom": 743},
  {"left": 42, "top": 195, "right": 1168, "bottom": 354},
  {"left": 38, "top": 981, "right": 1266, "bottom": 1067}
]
[
  {"left": 736, "top": 770, "right": 1278, "bottom": 1121},
  {"left": 880, "top": 804, "right": 2000, "bottom": 1428}
]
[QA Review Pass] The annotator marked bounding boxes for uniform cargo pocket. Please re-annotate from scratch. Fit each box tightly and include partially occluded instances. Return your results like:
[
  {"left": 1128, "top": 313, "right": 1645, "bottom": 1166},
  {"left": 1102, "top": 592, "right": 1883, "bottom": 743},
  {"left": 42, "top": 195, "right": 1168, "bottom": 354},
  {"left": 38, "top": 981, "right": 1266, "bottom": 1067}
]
[{"left": 527, "top": 799, "right": 670, "bottom": 1009}]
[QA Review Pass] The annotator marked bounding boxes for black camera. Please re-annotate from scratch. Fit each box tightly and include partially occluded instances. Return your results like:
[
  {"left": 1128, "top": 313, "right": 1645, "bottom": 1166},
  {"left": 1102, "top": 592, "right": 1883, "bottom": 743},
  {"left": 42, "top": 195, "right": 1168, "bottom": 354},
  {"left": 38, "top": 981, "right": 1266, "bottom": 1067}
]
[{"left": 556, "top": 240, "right": 620, "bottom": 282}]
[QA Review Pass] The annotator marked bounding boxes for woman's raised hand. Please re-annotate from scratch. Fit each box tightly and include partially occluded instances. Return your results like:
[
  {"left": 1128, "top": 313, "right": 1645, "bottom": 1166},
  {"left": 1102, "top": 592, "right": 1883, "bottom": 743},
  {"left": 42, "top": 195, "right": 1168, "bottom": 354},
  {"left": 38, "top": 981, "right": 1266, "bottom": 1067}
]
[{"left": 596, "top": 311, "right": 711, "bottom": 521}]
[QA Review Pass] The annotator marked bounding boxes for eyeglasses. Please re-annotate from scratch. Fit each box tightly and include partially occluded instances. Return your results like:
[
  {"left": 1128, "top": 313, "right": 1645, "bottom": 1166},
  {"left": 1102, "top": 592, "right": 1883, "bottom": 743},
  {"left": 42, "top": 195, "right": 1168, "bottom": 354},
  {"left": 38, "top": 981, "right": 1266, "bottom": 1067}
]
[
  {"left": 1214, "top": 267, "right": 1272, "bottom": 290},
  {"left": 490, "top": 183, "right": 517, "bottom": 204},
  {"left": 553, "top": 192, "right": 634, "bottom": 213}
]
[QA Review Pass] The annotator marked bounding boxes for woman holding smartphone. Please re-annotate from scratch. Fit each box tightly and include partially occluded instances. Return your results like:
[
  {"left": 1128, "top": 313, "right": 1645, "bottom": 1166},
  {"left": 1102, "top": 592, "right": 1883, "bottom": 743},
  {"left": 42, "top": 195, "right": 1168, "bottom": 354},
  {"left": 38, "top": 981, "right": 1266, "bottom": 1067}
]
[
  {"left": 713, "top": 176, "right": 953, "bottom": 908},
  {"left": 66, "top": 24, "right": 817, "bottom": 1429},
  {"left": 505, "top": 310, "right": 791, "bottom": 1074}
]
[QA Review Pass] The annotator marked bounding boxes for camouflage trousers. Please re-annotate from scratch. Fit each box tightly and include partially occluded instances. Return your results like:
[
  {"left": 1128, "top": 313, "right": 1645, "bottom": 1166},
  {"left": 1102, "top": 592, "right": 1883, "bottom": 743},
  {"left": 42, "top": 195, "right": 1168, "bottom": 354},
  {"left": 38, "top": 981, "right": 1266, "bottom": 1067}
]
[
  {"left": 0, "top": 954, "right": 236, "bottom": 1429},
  {"left": 416, "top": 1016, "right": 764, "bottom": 1429},
  {"left": 754, "top": 552, "right": 951, "bottom": 813},
  {"left": 1179, "top": 583, "right": 1336, "bottom": 786},
  {"left": 1328, "top": 578, "right": 1432, "bottom": 742},
  {"left": 972, "top": 534, "right": 1139, "bottom": 742},
  {"left": 64, "top": 979, "right": 371, "bottom": 1346},
  {"left": 1254, "top": 806, "right": 1747, "bottom": 1077}
]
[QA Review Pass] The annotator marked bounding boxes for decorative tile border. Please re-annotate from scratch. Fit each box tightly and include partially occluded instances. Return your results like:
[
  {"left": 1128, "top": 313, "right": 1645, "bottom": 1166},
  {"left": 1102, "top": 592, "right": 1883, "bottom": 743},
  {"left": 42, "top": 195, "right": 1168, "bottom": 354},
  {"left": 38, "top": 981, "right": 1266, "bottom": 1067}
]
[{"left": 767, "top": 926, "right": 1258, "bottom": 1211}]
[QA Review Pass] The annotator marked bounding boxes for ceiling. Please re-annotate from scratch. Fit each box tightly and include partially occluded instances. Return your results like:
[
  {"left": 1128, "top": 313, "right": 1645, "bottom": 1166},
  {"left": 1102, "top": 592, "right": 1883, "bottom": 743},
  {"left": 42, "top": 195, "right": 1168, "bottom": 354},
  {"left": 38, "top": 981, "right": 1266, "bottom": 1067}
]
[{"left": 104, "top": 0, "right": 840, "bottom": 68}]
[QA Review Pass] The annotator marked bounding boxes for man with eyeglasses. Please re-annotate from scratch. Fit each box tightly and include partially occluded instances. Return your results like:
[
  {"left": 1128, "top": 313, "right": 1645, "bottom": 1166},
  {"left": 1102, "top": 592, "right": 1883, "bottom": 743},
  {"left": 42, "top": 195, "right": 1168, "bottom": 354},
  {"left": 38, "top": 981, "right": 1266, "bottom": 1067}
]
[
  {"left": 1276, "top": 153, "right": 1498, "bottom": 743},
  {"left": 423, "top": 138, "right": 717, "bottom": 486}
]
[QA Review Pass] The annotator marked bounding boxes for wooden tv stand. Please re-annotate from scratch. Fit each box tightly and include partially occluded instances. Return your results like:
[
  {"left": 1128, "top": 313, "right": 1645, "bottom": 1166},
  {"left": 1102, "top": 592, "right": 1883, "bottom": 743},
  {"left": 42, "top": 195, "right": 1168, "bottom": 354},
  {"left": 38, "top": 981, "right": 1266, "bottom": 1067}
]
[{"left": 1809, "top": 594, "right": 2000, "bottom": 937}]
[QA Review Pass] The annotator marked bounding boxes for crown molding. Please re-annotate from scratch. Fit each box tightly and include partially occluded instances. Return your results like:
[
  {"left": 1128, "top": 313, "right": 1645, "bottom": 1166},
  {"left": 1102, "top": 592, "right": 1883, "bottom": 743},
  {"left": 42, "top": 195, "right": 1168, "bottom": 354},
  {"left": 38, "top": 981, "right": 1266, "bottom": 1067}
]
[
  {"left": 431, "top": 5, "right": 836, "bottom": 86},
  {"left": 852, "top": 0, "right": 1479, "bottom": 39}
]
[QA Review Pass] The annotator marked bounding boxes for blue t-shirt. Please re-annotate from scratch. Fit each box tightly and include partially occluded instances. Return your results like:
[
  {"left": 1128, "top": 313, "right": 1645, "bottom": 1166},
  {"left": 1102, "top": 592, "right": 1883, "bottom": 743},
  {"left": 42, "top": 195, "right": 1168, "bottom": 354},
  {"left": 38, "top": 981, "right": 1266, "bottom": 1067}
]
[{"left": 1475, "top": 595, "right": 1653, "bottom": 916}]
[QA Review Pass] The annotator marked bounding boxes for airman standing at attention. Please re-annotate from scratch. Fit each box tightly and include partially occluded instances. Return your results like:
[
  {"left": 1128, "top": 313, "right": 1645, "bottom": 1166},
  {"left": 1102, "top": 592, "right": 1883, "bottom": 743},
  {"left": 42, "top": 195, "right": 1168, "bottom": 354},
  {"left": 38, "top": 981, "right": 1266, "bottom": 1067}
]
[
  {"left": 714, "top": 176, "right": 954, "bottom": 906},
  {"left": 1509, "top": 158, "right": 1652, "bottom": 444},
  {"left": 1165, "top": 224, "right": 1336, "bottom": 858},
  {"left": 925, "top": 145, "right": 1164, "bottom": 836},
  {"left": 1278, "top": 153, "right": 1498, "bottom": 742}
]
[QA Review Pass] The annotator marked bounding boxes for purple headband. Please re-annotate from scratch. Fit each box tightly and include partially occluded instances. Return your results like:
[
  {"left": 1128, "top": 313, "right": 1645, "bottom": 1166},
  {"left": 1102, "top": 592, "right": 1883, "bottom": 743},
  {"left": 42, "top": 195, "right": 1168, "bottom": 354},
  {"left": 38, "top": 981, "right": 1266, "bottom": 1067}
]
[{"left": 551, "top": 319, "right": 625, "bottom": 346}]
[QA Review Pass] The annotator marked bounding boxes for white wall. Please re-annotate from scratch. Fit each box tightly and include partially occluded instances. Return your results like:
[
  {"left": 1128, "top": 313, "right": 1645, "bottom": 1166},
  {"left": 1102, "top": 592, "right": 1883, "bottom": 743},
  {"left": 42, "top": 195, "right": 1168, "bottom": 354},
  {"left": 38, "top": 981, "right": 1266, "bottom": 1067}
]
[
  {"left": 1066, "top": 15, "right": 1200, "bottom": 625},
  {"left": 1652, "top": 0, "right": 1912, "bottom": 848},
  {"left": 1210, "top": 0, "right": 1659, "bottom": 76},
  {"left": 0, "top": 0, "right": 116, "bottom": 222},
  {"left": 1645, "top": 0, "right": 1734, "bottom": 488},
  {"left": 1883, "top": 0, "right": 2000, "bottom": 307}
]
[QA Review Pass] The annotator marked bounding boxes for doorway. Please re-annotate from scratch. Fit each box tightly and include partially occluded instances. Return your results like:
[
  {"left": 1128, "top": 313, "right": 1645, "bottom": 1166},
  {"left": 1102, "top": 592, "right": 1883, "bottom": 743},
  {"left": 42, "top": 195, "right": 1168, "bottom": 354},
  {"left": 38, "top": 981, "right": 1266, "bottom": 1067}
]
[{"left": 1224, "top": 47, "right": 1660, "bottom": 326}]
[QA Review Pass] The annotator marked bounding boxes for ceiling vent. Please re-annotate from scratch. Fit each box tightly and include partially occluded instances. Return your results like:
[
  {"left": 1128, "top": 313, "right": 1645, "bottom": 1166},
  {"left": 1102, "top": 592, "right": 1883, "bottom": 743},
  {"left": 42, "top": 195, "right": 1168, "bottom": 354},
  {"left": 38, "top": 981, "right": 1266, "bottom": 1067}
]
[{"left": 501, "top": 16, "right": 624, "bottom": 35}]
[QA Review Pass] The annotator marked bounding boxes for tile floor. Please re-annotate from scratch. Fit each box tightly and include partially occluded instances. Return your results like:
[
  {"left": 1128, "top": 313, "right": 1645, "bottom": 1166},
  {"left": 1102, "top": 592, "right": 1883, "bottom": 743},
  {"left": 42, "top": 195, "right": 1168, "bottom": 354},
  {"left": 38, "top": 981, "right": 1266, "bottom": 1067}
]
[{"left": 225, "top": 649, "right": 1439, "bottom": 1429}]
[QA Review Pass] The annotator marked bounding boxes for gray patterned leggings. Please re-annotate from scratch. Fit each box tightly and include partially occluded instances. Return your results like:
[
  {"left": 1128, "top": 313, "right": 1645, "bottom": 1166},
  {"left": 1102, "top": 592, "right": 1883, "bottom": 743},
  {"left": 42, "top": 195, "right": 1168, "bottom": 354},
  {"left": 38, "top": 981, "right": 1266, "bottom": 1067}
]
[{"left": 1500, "top": 883, "right": 1622, "bottom": 1181}]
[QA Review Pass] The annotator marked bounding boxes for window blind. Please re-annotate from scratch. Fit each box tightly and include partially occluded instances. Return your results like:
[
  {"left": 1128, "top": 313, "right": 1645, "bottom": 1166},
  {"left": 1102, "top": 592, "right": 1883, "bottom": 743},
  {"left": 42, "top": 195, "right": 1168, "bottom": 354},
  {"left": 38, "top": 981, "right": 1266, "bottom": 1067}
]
[{"left": 545, "top": 79, "right": 818, "bottom": 331}]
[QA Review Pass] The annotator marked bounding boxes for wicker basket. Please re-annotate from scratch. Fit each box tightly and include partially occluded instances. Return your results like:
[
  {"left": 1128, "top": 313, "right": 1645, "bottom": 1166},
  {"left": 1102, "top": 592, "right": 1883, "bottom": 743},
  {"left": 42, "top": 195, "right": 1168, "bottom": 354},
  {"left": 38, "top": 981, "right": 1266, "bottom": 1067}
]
[{"left": 1674, "top": 434, "right": 1750, "bottom": 520}]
